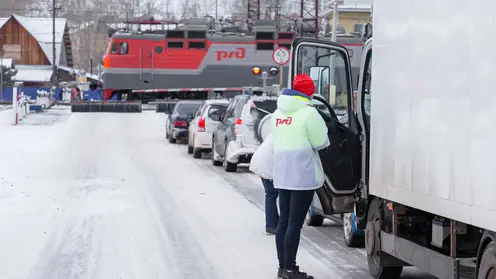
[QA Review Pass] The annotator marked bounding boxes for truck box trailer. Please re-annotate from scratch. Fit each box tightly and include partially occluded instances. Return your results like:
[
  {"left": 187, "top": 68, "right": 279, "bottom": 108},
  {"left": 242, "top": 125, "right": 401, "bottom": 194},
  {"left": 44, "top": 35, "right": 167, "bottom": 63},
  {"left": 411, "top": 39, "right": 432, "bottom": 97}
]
[{"left": 287, "top": 1, "right": 496, "bottom": 278}]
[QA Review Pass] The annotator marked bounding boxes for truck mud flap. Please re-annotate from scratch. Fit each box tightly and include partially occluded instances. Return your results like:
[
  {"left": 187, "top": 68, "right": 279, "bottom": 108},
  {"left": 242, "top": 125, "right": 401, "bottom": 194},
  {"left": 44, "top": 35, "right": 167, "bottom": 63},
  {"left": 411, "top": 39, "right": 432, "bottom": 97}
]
[{"left": 71, "top": 102, "right": 142, "bottom": 113}]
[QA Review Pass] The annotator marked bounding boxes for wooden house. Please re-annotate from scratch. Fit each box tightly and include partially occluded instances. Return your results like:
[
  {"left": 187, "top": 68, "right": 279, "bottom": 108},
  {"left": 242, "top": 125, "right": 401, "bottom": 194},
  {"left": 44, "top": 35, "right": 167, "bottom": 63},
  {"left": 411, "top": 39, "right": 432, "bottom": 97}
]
[{"left": 0, "top": 15, "right": 74, "bottom": 85}]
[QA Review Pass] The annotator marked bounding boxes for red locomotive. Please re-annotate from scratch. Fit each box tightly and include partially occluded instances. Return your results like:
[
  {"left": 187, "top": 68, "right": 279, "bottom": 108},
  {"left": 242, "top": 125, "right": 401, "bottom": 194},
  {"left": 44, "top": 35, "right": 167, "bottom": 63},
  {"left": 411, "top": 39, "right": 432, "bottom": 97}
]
[{"left": 101, "top": 19, "right": 364, "bottom": 102}]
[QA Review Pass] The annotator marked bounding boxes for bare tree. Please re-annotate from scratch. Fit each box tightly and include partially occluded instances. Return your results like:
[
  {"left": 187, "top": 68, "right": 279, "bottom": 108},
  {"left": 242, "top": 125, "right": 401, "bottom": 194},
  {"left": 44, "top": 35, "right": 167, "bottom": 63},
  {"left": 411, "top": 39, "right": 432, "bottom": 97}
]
[{"left": 180, "top": 0, "right": 204, "bottom": 19}]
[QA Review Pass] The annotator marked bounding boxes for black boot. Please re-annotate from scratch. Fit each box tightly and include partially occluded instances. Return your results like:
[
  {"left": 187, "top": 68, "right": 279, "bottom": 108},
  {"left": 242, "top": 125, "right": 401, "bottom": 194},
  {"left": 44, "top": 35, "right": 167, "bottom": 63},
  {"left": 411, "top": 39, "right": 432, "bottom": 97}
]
[
  {"left": 266, "top": 228, "right": 277, "bottom": 235},
  {"left": 280, "top": 268, "right": 313, "bottom": 279}
]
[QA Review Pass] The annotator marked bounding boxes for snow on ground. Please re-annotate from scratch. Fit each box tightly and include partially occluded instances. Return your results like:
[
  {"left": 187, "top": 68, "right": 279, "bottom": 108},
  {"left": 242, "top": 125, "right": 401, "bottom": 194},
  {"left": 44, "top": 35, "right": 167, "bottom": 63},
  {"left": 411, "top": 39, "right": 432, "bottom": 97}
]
[
  {"left": 0, "top": 108, "right": 433, "bottom": 279},
  {"left": 0, "top": 108, "right": 11, "bottom": 126},
  {"left": 18, "top": 105, "right": 72, "bottom": 126}
]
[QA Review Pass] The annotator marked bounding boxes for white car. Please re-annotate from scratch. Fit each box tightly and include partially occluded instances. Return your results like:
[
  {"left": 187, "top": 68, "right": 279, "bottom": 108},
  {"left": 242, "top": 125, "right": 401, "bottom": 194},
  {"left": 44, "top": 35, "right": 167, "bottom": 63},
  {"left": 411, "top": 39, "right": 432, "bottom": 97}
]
[{"left": 187, "top": 99, "right": 229, "bottom": 158}]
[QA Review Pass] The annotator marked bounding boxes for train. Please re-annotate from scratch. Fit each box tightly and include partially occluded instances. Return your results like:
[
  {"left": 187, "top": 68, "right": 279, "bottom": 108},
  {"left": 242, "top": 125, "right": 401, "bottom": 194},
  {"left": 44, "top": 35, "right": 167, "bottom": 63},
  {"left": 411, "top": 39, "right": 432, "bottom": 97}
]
[{"left": 101, "top": 19, "right": 365, "bottom": 102}]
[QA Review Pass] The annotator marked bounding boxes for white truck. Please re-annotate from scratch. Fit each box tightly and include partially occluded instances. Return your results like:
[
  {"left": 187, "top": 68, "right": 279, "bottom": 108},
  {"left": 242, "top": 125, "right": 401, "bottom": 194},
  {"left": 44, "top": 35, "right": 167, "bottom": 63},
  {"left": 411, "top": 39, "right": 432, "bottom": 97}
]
[{"left": 288, "top": 1, "right": 496, "bottom": 278}]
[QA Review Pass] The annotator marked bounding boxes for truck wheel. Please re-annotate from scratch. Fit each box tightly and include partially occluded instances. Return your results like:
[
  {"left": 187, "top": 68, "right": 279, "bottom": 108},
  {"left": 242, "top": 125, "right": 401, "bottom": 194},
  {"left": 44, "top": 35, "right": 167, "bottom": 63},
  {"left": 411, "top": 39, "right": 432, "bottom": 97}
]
[
  {"left": 211, "top": 138, "right": 223, "bottom": 166},
  {"left": 187, "top": 145, "right": 194, "bottom": 154},
  {"left": 343, "top": 212, "right": 365, "bottom": 247},
  {"left": 223, "top": 142, "right": 237, "bottom": 172},
  {"left": 306, "top": 206, "right": 324, "bottom": 226},
  {"left": 193, "top": 148, "right": 202, "bottom": 159},
  {"left": 365, "top": 198, "right": 403, "bottom": 279},
  {"left": 478, "top": 241, "right": 496, "bottom": 279}
]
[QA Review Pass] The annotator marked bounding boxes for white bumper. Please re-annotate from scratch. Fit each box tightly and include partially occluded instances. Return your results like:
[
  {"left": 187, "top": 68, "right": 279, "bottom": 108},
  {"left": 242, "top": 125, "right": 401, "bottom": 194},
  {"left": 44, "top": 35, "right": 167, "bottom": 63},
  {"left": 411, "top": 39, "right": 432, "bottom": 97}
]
[
  {"left": 226, "top": 140, "right": 257, "bottom": 163},
  {"left": 194, "top": 132, "right": 213, "bottom": 149}
]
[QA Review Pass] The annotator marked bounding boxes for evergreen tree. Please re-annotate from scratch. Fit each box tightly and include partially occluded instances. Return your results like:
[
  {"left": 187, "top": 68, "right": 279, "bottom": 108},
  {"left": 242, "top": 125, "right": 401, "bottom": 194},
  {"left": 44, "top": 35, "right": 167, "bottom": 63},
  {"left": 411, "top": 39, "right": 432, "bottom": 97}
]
[{"left": 1, "top": 65, "right": 15, "bottom": 88}]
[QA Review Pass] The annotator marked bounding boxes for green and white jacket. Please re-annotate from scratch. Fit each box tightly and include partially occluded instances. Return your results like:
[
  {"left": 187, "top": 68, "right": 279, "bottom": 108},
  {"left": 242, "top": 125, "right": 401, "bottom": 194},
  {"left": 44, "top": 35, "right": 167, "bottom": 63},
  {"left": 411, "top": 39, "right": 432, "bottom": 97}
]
[{"left": 271, "top": 89, "right": 330, "bottom": 191}]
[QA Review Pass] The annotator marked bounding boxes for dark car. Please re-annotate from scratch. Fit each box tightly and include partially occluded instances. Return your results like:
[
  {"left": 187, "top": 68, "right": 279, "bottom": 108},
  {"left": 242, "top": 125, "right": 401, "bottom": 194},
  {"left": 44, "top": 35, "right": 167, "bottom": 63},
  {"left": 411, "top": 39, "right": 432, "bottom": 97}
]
[{"left": 166, "top": 100, "right": 204, "bottom": 143}]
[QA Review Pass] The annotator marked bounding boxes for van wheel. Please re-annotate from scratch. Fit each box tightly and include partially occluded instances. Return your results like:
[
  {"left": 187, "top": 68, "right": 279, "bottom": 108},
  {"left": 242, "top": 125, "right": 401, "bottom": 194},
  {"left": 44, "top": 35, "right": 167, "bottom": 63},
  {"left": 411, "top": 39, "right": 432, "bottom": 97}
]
[
  {"left": 343, "top": 212, "right": 365, "bottom": 247},
  {"left": 478, "top": 241, "right": 496, "bottom": 279},
  {"left": 306, "top": 206, "right": 324, "bottom": 226},
  {"left": 223, "top": 142, "right": 237, "bottom": 172},
  {"left": 366, "top": 198, "right": 403, "bottom": 279}
]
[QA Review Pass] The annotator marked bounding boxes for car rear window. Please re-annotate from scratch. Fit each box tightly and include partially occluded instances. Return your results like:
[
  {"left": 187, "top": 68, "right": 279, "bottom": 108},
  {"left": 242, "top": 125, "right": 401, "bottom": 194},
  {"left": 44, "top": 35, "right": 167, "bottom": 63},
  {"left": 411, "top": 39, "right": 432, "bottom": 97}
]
[
  {"left": 252, "top": 100, "right": 277, "bottom": 114},
  {"left": 208, "top": 104, "right": 227, "bottom": 117},
  {"left": 176, "top": 103, "right": 202, "bottom": 115},
  {"left": 249, "top": 99, "right": 277, "bottom": 120}
]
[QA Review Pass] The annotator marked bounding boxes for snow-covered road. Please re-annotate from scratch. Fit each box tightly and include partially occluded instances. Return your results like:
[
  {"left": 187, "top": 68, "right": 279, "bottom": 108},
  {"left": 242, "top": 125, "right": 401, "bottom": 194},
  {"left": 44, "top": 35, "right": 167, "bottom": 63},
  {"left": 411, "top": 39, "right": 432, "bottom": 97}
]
[{"left": 0, "top": 107, "right": 433, "bottom": 279}]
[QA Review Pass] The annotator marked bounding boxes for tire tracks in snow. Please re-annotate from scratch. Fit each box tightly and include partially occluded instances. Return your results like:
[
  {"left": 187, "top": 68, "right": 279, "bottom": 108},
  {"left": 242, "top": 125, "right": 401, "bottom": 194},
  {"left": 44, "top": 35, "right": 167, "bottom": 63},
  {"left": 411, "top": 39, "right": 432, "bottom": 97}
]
[
  {"left": 122, "top": 123, "right": 217, "bottom": 279},
  {"left": 27, "top": 115, "right": 107, "bottom": 279},
  {"left": 27, "top": 216, "right": 103, "bottom": 279}
]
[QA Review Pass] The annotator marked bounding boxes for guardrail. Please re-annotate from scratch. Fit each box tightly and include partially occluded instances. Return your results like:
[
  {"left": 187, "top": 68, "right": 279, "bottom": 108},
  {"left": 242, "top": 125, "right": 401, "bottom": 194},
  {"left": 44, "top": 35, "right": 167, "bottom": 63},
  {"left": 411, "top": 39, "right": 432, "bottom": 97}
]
[
  {"left": 71, "top": 100, "right": 142, "bottom": 113},
  {"left": 12, "top": 88, "right": 30, "bottom": 125}
]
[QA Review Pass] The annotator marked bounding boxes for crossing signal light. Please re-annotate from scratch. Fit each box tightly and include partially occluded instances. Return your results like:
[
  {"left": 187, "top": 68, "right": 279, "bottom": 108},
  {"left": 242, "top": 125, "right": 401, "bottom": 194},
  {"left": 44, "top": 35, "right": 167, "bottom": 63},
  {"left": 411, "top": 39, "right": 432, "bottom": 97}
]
[
  {"left": 269, "top": 67, "right": 279, "bottom": 76},
  {"left": 252, "top": 66, "right": 261, "bottom": 76}
]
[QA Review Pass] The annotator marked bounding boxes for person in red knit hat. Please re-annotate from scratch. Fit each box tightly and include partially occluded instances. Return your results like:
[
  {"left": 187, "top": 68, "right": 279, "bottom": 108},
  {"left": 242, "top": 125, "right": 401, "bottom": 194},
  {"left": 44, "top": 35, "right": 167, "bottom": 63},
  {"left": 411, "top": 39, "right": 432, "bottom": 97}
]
[{"left": 268, "top": 73, "right": 329, "bottom": 279}]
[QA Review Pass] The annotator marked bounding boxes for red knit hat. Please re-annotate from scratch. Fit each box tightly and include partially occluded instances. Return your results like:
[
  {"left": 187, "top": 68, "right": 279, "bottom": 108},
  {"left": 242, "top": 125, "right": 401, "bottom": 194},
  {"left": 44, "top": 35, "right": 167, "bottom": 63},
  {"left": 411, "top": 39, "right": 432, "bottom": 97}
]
[{"left": 293, "top": 74, "right": 315, "bottom": 97}]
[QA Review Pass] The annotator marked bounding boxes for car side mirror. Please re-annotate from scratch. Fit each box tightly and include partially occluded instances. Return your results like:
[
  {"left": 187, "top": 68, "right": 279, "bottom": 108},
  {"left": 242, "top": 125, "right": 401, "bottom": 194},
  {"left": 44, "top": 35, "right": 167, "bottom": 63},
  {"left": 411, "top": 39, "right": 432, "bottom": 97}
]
[{"left": 210, "top": 113, "right": 221, "bottom": 121}]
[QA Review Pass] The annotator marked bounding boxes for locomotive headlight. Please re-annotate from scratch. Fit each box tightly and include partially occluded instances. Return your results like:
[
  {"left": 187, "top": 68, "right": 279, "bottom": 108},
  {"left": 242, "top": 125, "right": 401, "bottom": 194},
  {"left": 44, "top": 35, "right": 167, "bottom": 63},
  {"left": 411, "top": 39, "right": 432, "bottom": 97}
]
[
  {"left": 269, "top": 67, "right": 279, "bottom": 76},
  {"left": 252, "top": 66, "right": 261, "bottom": 75}
]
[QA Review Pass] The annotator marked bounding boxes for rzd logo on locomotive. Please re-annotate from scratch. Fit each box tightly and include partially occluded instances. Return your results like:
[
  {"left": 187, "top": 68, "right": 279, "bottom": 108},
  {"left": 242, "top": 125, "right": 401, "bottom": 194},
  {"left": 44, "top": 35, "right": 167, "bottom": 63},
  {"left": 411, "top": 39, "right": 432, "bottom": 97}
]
[{"left": 216, "top": 48, "right": 246, "bottom": 61}]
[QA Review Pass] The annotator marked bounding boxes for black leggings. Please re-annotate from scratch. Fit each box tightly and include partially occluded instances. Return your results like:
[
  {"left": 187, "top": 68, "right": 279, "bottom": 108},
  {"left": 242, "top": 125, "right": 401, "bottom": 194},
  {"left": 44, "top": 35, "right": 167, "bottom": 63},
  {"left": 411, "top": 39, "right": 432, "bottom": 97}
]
[{"left": 275, "top": 189, "right": 315, "bottom": 269}]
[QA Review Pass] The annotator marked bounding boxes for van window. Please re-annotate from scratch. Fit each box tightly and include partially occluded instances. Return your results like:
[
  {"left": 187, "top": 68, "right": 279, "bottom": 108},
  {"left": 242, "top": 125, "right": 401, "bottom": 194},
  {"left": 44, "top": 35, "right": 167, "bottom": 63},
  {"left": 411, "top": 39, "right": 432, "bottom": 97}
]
[
  {"left": 111, "top": 42, "right": 118, "bottom": 54},
  {"left": 119, "top": 42, "right": 128, "bottom": 54}
]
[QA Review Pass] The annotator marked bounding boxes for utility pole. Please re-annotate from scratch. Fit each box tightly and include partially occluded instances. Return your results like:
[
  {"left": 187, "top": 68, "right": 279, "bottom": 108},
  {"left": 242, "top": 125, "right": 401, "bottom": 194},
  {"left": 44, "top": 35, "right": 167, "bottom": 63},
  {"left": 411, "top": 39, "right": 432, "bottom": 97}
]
[
  {"left": 215, "top": 0, "right": 218, "bottom": 23},
  {"left": 50, "top": 1, "right": 61, "bottom": 86},
  {"left": 330, "top": 0, "right": 340, "bottom": 43},
  {"left": 329, "top": 0, "right": 342, "bottom": 100},
  {"left": 275, "top": 0, "right": 281, "bottom": 31}
]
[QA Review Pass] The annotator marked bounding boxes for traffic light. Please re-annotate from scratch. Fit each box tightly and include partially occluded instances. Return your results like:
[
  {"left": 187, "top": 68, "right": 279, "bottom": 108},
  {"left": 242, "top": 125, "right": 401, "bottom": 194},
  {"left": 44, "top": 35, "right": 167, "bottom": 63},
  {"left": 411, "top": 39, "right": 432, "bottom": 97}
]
[
  {"left": 269, "top": 67, "right": 279, "bottom": 76},
  {"left": 252, "top": 66, "right": 261, "bottom": 75}
]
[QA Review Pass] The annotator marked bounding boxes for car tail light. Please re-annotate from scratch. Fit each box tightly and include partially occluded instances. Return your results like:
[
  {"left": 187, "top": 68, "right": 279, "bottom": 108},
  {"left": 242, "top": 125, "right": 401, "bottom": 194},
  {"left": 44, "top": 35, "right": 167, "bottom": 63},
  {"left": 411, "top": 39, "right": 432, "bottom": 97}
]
[
  {"left": 198, "top": 117, "right": 205, "bottom": 132},
  {"left": 234, "top": 118, "right": 242, "bottom": 136},
  {"left": 174, "top": 120, "right": 187, "bottom": 127}
]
